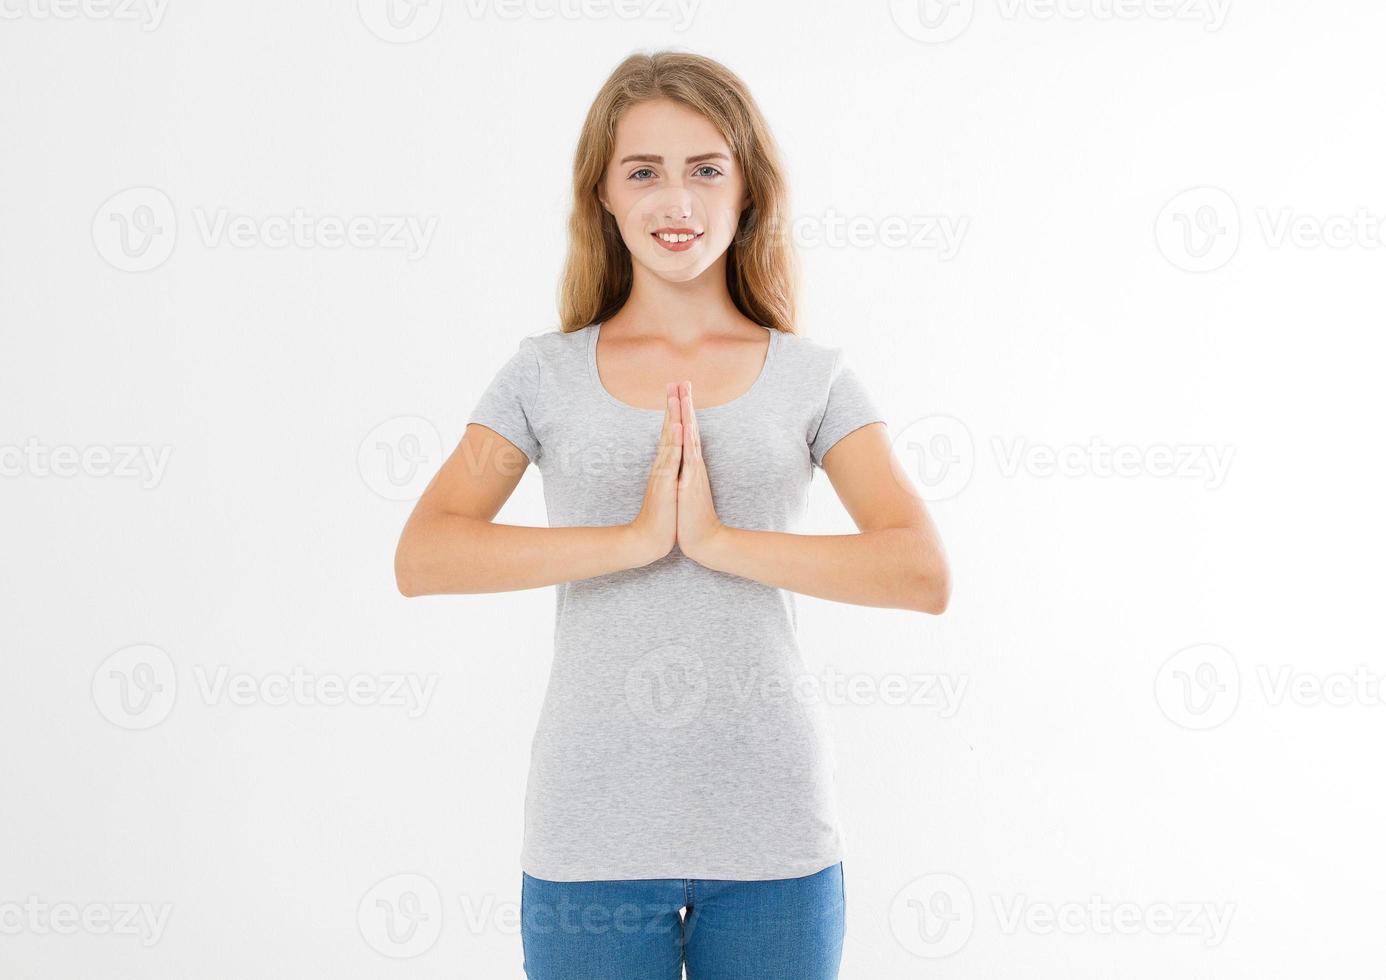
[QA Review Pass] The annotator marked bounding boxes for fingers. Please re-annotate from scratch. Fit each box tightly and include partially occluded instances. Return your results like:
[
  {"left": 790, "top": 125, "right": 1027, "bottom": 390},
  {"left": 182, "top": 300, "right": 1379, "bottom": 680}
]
[
  {"left": 661, "top": 382, "right": 679, "bottom": 433},
  {"left": 680, "top": 380, "right": 700, "bottom": 455},
  {"left": 686, "top": 381, "right": 700, "bottom": 450},
  {"left": 677, "top": 381, "right": 699, "bottom": 489},
  {"left": 656, "top": 382, "right": 683, "bottom": 481}
]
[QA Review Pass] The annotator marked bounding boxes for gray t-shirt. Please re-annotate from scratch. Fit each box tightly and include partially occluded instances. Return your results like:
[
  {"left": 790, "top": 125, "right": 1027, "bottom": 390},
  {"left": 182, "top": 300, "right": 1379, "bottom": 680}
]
[{"left": 466, "top": 320, "right": 886, "bottom": 881}]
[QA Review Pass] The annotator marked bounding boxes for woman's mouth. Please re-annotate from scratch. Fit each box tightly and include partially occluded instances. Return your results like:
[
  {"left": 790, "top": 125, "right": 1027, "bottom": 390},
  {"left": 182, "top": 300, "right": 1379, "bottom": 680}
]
[{"left": 651, "top": 228, "right": 703, "bottom": 252}]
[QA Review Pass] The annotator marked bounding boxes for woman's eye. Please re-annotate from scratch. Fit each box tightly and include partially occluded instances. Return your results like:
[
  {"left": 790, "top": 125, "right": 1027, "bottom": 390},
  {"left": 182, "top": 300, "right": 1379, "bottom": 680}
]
[{"left": 627, "top": 165, "right": 722, "bottom": 181}]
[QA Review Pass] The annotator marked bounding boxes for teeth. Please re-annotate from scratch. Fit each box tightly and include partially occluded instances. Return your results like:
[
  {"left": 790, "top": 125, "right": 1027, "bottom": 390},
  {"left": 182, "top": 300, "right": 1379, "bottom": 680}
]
[{"left": 656, "top": 232, "right": 699, "bottom": 243}]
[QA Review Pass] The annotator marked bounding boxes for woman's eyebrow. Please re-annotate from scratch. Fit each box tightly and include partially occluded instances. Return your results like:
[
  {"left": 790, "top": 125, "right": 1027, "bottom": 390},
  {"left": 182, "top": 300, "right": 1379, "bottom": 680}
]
[{"left": 618, "top": 152, "right": 731, "bottom": 165}]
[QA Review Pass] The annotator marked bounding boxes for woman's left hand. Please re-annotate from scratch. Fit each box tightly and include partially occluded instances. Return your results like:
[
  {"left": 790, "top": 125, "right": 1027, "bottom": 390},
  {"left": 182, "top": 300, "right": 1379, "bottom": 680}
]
[{"left": 674, "top": 380, "right": 727, "bottom": 565}]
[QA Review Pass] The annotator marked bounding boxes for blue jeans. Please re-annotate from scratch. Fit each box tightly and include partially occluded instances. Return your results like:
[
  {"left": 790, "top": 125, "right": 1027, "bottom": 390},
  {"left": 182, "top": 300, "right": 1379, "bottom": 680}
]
[{"left": 520, "top": 861, "right": 845, "bottom": 979}]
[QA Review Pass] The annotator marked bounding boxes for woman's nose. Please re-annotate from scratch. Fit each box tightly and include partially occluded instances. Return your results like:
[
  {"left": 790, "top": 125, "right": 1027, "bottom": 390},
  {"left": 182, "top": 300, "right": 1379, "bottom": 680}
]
[
  {"left": 661, "top": 190, "right": 694, "bottom": 220},
  {"left": 636, "top": 186, "right": 698, "bottom": 224}
]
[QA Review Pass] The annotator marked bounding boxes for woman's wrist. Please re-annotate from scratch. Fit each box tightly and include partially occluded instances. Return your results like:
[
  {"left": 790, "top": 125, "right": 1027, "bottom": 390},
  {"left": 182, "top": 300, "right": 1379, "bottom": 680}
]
[
  {"left": 684, "top": 523, "right": 736, "bottom": 573},
  {"left": 617, "top": 522, "right": 659, "bottom": 570}
]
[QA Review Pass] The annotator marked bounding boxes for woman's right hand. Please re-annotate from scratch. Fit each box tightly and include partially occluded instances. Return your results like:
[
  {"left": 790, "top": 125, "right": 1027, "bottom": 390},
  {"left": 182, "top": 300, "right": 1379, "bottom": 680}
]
[{"left": 625, "top": 382, "right": 683, "bottom": 567}]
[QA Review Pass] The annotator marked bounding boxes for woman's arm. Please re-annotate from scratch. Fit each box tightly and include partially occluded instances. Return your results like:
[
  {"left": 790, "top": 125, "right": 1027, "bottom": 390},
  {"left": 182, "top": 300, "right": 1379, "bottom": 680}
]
[
  {"left": 690, "top": 422, "right": 951, "bottom": 614},
  {"left": 395, "top": 397, "right": 683, "bottom": 596},
  {"left": 393, "top": 424, "right": 630, "bottom": 595}
]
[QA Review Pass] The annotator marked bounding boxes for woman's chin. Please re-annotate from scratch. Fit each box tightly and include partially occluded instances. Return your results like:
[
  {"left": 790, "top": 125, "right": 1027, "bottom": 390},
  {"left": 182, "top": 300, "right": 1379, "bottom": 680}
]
[
  {"left": 631, "top": 246, "right": 720, "bottom": 284},
  {"left": 642, "top": 262, "right": 715, "bottom": 285}
]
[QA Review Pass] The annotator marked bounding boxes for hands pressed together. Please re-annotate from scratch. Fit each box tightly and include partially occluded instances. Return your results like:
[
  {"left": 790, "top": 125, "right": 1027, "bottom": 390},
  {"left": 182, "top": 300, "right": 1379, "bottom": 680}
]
[{"left": 626, "top": 381, "right": 727, "bottom": 567}]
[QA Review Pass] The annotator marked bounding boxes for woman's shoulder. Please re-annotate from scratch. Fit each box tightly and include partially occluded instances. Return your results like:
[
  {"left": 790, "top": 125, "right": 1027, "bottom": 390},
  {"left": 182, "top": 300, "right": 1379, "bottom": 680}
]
[
  {"left": 514, "top": 324, "right": 592, "bottom": 363},
  {"left": 770, "top": 327, "right": 850, "bottom": 381},
  {"left": 519, "top": 324, "right": 582, "bottom": 346},
  {"left": 496, "top": 326, "right": 594, "bottom": 402}
]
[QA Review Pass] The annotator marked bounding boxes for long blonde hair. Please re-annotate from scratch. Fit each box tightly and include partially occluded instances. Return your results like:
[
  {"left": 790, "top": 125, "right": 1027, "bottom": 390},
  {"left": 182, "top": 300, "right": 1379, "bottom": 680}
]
[{"left": 558, "top": 50, "right": 799, "bottom": 335}]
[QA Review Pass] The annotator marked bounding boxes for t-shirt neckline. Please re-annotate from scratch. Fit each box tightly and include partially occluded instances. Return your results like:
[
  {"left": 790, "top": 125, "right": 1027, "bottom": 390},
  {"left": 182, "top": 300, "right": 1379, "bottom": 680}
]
[{"left": 587, "top": 320, "right": 779, "bottom": 416}]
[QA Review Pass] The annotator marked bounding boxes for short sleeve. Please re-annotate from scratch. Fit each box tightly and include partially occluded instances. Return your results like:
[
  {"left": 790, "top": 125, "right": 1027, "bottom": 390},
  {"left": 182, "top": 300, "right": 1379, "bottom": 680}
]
[
  {"left": 466, "top": 337, "right": 542, "bottom": 463},
  {"left": 808, "top": 348, "right": 886, "bottom": 468}
]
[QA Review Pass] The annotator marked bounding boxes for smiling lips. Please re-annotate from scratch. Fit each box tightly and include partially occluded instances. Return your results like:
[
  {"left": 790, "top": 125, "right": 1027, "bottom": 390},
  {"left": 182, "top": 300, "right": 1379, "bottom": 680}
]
[{"left": 651, "top": 227, "right": 703, "bottom": 252}]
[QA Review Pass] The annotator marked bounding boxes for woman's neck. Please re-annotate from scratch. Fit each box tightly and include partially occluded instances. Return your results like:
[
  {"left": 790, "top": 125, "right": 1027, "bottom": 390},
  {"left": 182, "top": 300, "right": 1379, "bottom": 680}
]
[{"left": 610, "top": 257, "right": 753, "bottom": 342}]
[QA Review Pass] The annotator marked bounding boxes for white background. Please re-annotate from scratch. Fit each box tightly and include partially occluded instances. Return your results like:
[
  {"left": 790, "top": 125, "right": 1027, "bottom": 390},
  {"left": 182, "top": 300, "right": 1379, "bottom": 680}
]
[{"left": 3, "top": 1, "right": 1383, "bottom": 976}]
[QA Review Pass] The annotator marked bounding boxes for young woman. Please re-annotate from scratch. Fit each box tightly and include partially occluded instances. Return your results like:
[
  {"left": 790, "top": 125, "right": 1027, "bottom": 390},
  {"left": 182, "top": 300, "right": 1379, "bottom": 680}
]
[{"left": 395, "top": 49, "right": 950, "bottom": 980}]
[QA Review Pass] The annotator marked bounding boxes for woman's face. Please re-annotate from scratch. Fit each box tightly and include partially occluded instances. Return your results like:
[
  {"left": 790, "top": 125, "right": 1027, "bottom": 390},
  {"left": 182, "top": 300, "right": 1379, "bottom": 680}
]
[{"left": 598, "top": 97, "right": 750, "bottom": 284}]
